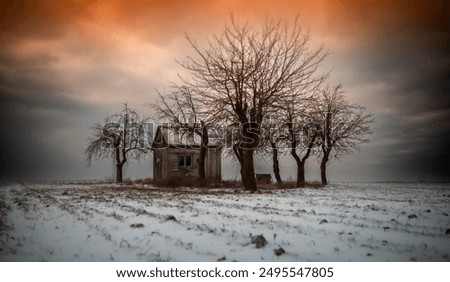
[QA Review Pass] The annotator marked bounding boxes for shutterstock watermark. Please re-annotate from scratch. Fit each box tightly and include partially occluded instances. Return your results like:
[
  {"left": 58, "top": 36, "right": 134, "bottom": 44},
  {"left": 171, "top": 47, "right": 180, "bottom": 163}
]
[{"left": 98, "top": 112, "right": 354, "bottom": 153}]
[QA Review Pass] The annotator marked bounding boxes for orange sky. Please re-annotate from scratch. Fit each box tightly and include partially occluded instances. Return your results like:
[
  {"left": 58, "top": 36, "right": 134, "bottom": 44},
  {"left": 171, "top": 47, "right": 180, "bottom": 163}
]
[
  {"left": 2, "top": 0, "right": 446, "bottom": 106},
  {"left": 2, "top": 0, "right": 446, "bottom": 46}
]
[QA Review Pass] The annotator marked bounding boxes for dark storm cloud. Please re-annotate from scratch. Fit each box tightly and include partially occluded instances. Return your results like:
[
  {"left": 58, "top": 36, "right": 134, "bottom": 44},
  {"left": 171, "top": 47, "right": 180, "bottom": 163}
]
[
  {"left": 312, "top": 0, "right": 450, "bottom": 181},
  {"left": 0, "top": 97, "right": 77, "bottom": 180},
  {"left": 0, "top": 45, "right": 157, "bottom": 181},
  {"left": 0, "top": 1, "right": 168, "bottom": 178},
  {"left": 377, "top": 35, "right": 449, "bottom": 179},
  {"left": 337, "top": 24, "right": 450, "bottom": 180},
  {"left": 0, "top": 58, "right": 94, "bottom": 181}
]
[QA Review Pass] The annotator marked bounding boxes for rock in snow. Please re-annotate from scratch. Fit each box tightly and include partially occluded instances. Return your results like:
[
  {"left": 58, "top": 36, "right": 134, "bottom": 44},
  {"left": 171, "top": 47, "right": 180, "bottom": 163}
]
[
  {"left": 251, "top": 234, "right": 268, "bottom": 248},
  {"left": 274, "top": 247, "right": 285, "bottom": 256}
]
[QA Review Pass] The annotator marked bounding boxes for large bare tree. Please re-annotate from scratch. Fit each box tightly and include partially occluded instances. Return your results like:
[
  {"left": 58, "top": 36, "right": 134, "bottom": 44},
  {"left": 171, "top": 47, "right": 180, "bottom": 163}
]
[
  {"left": 179, "top": 16, "right": 326, "bottom": 191},
  {"left": 315, "top": 85, "right": 374, "bottom": 185},
  {"left": 85, "top": 104, "right": 150, "bottom": 183}
]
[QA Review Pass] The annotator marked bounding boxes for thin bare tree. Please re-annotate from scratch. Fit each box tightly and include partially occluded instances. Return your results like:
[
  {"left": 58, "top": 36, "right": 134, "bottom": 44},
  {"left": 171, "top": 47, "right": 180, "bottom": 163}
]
[
  {"left": 315, "top": 85, "right": 374, "bottom": 185},
  {"left": 260, "top": 116, "right": 286, "bottom": 184},
  {"left": 179, "top": 16, "right": 326, "bottom": 190},
  {"left": 289, "top": 123, "right": 320, "bottom": 187},
  {"left": 282, "top": 96, "right": 322, "bottom": 187},
  {"left": 85, "top": 104, "right": 150, "bottom": 183}
]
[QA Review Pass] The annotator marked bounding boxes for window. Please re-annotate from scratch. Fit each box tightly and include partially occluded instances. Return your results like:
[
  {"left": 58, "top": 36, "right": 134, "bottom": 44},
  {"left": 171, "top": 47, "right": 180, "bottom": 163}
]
[{"left": 178, "top": 155, "right": 192, "bottom": 167}]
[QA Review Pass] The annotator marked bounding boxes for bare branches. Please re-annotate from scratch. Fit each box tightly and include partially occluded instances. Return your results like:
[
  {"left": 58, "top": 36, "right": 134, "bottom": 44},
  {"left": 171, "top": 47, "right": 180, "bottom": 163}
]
[
  {"left": 179, "top": 17, "right": 327, "bottom": 125},
  {"left": 85, "top": 121, "right": 117, "bottom": 166},
  {"left": 85, "top": 104, "right": 150, "bottom": 182},
  {"left": 315, "top": 85, "right": 374, "bottom": 159},
  {"left": 174, "top": 16, "right": 329, "bottom": 190},
  {"left": 313, "top": 85, "right": 375, "bottom": 184},
  {"left": 150, "top": 84, "right": 216, "bottom": 181}
]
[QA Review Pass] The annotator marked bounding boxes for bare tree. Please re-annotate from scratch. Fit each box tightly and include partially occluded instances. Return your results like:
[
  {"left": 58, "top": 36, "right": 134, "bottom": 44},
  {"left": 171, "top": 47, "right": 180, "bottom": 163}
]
[
  {"left": 151, "top": 85, "right": 214, "bottom": 183},
  {"left": 179, "top": 16, "right": 326, "bottom": 191},
  {"left": 283, "top": 97, "right": 322, "bottom": 187},
  {"left": 85, "top": 104, "right": 150, "bottom": 183},
  {"left": 315, "top": 85, "right": 374, "bottom": 185},
  {"left": 290, "top": 125, "right": 319, "bottom": 187},
  {"left": 260, "top": 87, "right": 323, "bottom": 187},
  {"left": 260, "top": 117, "right": 285, "bottom": 184}
]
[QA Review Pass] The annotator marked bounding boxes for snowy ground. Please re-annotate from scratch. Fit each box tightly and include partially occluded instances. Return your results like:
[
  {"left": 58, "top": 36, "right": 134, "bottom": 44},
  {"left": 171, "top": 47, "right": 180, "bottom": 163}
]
[{"left": 0, "top": 182, "right": 449, "bottom": 262}]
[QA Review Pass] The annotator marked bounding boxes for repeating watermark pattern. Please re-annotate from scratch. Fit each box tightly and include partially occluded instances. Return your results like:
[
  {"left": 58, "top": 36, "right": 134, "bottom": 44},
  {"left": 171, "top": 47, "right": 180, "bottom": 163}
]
[{"left": 98, "top": 112, "right": 354, "bottom": 153}]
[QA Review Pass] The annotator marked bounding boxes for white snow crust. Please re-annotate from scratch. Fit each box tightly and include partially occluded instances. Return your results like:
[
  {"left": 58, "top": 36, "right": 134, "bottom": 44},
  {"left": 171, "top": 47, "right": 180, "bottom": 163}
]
[{"left": 1, "top": 182, "right": 449, "bottom": 261}]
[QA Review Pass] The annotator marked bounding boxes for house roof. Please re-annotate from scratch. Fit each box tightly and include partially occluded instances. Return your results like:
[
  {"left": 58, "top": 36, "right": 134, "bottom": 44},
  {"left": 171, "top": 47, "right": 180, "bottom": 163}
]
[{"left": 151, "top": 123, "right": 221, "bottom": 149}]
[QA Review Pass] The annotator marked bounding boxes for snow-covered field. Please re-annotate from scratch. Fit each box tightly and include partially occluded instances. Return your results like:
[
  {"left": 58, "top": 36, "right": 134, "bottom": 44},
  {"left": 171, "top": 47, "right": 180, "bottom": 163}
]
[{"left": 0, "top": 182, "right": 449, "bottom": 262}]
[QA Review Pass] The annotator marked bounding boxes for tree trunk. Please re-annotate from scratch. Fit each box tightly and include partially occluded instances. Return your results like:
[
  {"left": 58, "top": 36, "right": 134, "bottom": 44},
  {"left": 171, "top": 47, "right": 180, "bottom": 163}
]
[
  {"left": 242, "top": 150, "right": 257, "bottom": 191},
  {"left": 320, "top": 160, "right": 327, "bottom": 185},
  {"left": 320, "top": 157, "right": 328, "bottom": 185},
  {"left": 233, "top": 145, "right": 243, "bottom": 165},
  {"left": 271, "top": 142, "right": 282, "bottom": 184},
  {"left": 237, "top": 109, "right": 258, "bottom": 191},
  {"left": 198, "top": 146, "right": 206, "bottom": 182},
  {"left": 114, "top": 145, "right": 123, "bottom": 183},
  {"left": 297, "top": 161, "right": 305, "bottom": 188},
  {"left": 198, "top": 121, "right": 208, "bottom": 183},
  {"left": 290, "top": 146, "right": 304, "bottom": 188},
  {"left": 322, "top": 111, "right": 332, "bottom": 186},
  {"left": 116, "top": 163, "right": 123, "bottom": 183},
  {"left": 233, "top": 145, "right": 247, "bottom": 187},
  {"left": 240, "top": 164, "right": 248, "bottom": 188},
  {"left": 299, "top": 134, "right": 317, "bottom": 187}
]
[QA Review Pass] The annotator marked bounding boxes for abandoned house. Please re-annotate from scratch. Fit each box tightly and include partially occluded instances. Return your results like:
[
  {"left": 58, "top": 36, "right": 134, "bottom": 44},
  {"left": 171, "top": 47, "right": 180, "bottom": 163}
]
[{"left": 151, "top": 122, "right": 222, "bottom": 181}]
